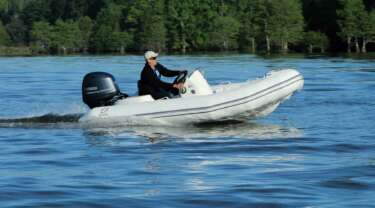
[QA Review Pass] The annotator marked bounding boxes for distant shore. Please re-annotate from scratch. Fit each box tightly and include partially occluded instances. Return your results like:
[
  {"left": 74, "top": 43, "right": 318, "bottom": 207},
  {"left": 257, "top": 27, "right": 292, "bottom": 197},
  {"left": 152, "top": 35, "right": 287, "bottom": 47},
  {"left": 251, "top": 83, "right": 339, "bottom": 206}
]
[
  {"left": 1, "top": 46, "right": 375, "bottom": 59},
  {"left": 0, "top": 47, "right": 33, "bottom": 56}
]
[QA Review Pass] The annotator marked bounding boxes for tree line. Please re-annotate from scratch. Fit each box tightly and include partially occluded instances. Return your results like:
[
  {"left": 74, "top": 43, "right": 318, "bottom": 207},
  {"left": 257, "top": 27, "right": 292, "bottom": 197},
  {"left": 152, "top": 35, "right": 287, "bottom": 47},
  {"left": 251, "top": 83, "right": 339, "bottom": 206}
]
[{"left": 0, "top": 0, "right": 374, "bottom": 55}]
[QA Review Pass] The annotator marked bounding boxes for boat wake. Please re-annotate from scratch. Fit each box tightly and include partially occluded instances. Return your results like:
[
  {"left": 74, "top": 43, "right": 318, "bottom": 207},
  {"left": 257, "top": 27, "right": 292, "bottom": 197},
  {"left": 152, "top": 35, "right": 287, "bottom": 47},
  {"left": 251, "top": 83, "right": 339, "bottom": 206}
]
[
  {"left": 84, "top": 121, "right": 302, "bottom": 141},
  {"left": 0, "top": 113, "right": 83, "bottom": 128},
  {"left": 0, "top": 113, "right": 302, "bottom": 140}
]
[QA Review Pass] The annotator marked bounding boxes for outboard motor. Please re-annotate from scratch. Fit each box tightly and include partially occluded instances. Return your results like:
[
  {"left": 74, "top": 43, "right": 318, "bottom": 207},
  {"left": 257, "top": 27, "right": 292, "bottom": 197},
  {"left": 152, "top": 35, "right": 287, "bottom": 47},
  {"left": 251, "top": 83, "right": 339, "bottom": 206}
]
[{"left": 82, "top": 72, "right": 127, "bottom": 109}]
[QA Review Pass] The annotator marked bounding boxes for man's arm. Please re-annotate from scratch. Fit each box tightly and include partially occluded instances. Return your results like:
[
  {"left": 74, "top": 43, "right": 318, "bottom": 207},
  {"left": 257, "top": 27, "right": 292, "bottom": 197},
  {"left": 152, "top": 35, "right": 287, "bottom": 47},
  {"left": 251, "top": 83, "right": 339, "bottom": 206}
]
[
  {"left": 144, "top": 67, "right": 174, "bottom": 91},
  {"left": 157, "top": 64, "right": 181, "bottom": 77}
]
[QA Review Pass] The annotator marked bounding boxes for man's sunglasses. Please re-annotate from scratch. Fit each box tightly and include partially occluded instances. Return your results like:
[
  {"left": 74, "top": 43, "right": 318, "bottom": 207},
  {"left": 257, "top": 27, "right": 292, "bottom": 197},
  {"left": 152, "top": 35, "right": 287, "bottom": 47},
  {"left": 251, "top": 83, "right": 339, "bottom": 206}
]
[{"left": 149, "top": 57, "right": 157, "bottom": 60}]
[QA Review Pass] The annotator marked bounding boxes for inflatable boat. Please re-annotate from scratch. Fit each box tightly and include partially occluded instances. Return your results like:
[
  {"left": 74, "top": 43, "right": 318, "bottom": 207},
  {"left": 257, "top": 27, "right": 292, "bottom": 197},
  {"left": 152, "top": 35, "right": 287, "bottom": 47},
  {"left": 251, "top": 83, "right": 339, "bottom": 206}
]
[{"left": 79, "top": 69, "right": 304, "bottom": 126}]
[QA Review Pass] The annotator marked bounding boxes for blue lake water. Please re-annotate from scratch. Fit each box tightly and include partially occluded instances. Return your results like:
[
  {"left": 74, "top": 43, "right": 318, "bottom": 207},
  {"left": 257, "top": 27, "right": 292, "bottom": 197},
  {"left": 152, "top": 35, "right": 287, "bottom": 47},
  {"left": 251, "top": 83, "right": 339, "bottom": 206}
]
[{"left": 0, "top": 54, "right": 375, "bottom": 207}]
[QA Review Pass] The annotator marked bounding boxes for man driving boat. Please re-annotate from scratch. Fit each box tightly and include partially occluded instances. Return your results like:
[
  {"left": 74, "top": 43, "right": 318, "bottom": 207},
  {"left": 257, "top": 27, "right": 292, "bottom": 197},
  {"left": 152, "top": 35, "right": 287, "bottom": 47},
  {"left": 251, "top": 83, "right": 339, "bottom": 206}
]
[{"left": 138, "top": 51, "right": 185, "bottom": 99}]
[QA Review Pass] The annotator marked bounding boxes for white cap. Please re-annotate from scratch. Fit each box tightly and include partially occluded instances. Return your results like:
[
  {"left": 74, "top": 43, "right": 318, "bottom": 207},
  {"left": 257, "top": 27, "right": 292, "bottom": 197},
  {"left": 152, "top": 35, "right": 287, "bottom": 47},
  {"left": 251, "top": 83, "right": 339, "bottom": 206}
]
[{"left": 144, "top": 51, "right": 158, "bottom": 60}]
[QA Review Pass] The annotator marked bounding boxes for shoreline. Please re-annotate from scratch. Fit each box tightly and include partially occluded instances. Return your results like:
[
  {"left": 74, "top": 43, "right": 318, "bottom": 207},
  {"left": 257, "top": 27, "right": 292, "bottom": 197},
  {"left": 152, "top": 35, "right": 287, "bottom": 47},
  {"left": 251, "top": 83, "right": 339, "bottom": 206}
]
[{"left": 1, "top": 47, "right": 374, "bottom": 59}]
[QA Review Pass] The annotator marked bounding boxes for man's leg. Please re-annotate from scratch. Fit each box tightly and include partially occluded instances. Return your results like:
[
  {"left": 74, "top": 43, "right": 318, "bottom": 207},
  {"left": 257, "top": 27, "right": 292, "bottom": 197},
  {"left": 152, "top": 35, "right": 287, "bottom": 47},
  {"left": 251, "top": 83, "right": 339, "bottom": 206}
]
[{"left": 152, "top": 88, "right": 174, "bottom": 99}]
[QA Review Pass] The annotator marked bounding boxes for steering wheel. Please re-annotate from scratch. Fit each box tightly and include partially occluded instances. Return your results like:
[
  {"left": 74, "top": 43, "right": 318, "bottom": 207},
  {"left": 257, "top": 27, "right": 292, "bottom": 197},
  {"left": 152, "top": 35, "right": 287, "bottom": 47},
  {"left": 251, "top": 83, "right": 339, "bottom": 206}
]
[
  {"left": 173, "top": 70, "right": 188, "bottom": 84},
  {"left": 172, "top": 70, "right": 188, "bottom": 94}
]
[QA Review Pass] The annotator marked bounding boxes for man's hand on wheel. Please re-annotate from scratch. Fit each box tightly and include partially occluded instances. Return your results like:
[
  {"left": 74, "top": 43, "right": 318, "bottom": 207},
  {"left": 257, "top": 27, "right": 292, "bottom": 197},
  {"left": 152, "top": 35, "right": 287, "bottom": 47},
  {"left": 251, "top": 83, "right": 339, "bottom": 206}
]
[{"left": 173, "top": 83, "right": 184, "bottom": 90}]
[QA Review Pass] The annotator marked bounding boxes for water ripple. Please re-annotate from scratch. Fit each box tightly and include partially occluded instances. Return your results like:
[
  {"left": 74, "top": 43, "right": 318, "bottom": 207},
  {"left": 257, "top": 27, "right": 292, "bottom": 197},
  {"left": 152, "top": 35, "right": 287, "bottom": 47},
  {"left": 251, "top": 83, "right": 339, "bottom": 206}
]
[{"left": 1, "top": 55, "right": 375, "bottom": 207}]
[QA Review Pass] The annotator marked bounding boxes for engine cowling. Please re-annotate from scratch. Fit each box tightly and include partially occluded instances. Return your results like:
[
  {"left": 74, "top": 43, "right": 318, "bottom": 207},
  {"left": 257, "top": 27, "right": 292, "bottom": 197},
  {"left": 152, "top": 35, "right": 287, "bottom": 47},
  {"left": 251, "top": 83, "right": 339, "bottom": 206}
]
[{"left": 82, "top": 72, "right": 125, "bottom": 109}]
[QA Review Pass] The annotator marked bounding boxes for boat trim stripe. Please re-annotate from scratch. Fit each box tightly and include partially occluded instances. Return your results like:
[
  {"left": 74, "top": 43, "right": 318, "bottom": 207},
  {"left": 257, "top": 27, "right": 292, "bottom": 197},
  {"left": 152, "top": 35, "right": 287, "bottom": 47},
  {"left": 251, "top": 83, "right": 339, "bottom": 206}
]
[
  {"left": 152, "top": 78, "right": 302, "bottom": 119},
  {"left": 152, "top": 79, "right": 302, "bottom": 118},
  {"left": 135, "top": 74, "right": 303, "bottom": 118}
]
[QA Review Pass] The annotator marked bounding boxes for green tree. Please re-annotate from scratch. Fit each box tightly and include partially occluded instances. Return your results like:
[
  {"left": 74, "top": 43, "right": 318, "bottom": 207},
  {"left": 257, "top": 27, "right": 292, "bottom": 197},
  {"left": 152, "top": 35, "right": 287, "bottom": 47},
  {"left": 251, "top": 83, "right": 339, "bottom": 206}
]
[
  {"left": 208, "top": 16, "right": 240, "bottom": 50},
  {"left": 6, "top": 15, "right": 27, "bottom": 46},
  {"left": 92, "top": 25, "right": 113, "bottom": 51},
  {"left": 252, "top": 0, "right": 273, "bottom": 53},
  {"left": 86, "top": 0, "right": 107, "bottom": 19},
  {"left": 269, "top": 0, "right": 304, "bottom": 53},
  {"left": 188, "top": 0, "right": 237, "bottom": 51},
  {"left": 304, "top": 31, "right": 329, "bottom": 53},
  {"left": 51, "top": 19, "right": 80, "bottom": 54},
  {"left": 1, "top": 0, "right": 374, "bottom": 54},
  {"left": 0, "top": 0, "right": 30, "bottom": 14},
  {"left": 237, "top": 0, "right": 263, "bottom": 53},
  {"left": 0, "top": 0, "right": 9, "bottom": 12},
  {"left": 112, "top": 31, "right": 130, "bottom": 54},
  {"left": 93, "top": 25, "right": 130, "bottom": 53},
  {"left": 77, "top": 16, "right": 93, "bottom": 53},
  {"left": 48, "top": 0, "right": 68, "bottom": 22},
  {"left": 166, "top": 0, "right": 195, "bottom": 53},
  {"left": 361, "top": 10, "right": 375, "bottom": 53},
  {"left": 64, "top": 0, "right": 90, "bottom": 20},
  {"left": 31, "top": 21, "right": 53, "bottom": 53},
  {"left": 7, "top": 0, "right": 28, "bottom": 11},
  {"left": 337, "top": 0, "right": 367, "bottom": 53},
  {"left": 92, "top": 3, "right": 130, "bottom": 52},
  {"left": 243, "top": 0, "right": 274, "bottom": 53},
  {"left": 22, "top": 0, "right": 51, "bottom": 29},
  {"left": 138, "top": 14, "right": 166, "bottom": 51},
  {"left": 188, "top": 0, "right": 223, "bottom": 51},
  {"left": 125, "top": 0, "right": 166, "bottom": 51},
  {"left": 0, "top": 20, "right": 11, "bottom": 46}
]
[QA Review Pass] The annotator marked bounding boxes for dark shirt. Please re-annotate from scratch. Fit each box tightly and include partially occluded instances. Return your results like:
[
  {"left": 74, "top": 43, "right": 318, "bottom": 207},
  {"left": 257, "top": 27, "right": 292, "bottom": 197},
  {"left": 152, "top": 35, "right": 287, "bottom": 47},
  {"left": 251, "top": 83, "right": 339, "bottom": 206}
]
[{"left": 139, "top": 63, "right": 181, "bottom": 97}]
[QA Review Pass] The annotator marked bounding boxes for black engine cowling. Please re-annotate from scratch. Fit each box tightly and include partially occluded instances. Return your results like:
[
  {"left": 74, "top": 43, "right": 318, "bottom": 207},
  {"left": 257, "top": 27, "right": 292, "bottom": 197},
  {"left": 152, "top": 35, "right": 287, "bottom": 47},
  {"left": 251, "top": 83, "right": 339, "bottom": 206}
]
[{"left": 82, "top": 72, "right": 127, "bottom": 109}]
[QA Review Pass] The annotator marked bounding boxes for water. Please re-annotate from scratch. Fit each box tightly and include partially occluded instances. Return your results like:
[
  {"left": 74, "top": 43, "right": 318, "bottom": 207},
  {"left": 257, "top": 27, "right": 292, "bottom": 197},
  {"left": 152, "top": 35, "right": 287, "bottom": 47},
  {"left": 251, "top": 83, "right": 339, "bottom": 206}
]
[{"left": 0, "top": 54, "right": 375, "bottom": 207}]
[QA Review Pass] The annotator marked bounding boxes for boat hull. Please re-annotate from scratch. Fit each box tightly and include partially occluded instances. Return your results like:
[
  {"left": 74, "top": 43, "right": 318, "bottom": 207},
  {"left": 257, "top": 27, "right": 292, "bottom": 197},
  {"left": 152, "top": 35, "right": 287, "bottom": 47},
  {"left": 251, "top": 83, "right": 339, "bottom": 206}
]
[{"left": 79, "top": 69, "right": 304, "bottom": 126}]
